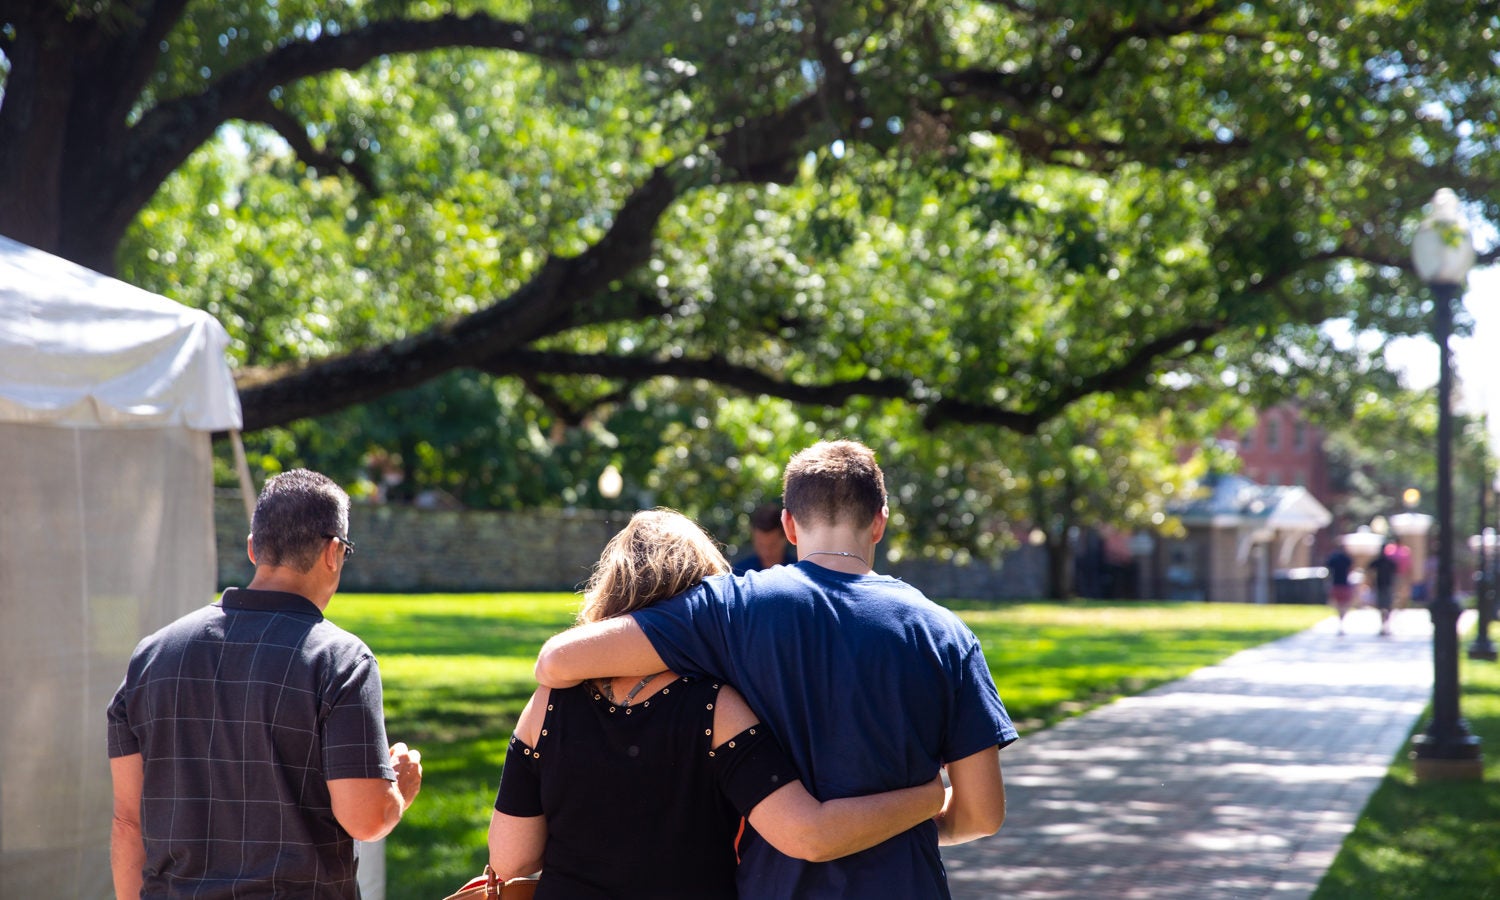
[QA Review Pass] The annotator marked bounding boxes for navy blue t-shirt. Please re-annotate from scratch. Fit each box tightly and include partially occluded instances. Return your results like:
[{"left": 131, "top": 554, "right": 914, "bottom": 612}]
[{"left": 632, "top": 562, "right": 1017, "bottom": 899}]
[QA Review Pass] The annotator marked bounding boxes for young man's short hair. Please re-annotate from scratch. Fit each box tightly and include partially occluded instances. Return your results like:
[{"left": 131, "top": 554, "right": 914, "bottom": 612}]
[{"left": 782, "top": 440, "right": 887, "bottom": 528}]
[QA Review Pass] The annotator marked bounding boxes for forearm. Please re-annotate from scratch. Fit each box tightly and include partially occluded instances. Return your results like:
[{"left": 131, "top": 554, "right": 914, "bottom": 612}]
[
  {"left": 364, "top": 785, "right": 408, "bottom": 843},
  {"left": 750, "top": 776, "right": 944, "bottom": 863},
  {"left": 934, "top": 755, "right": 1007, "bottom": 845},
  {"left": 330, "top": 779, "right": 408, "bottom": 843},
  {"left": 936, "top": 799, "right": 1007, "bottom": 845},
  {"left": 534, "top": 618, "right": 664, "bottom": 688},
  {"left": 809, "top": 776, "right": 946, "bottom": 858},
  {"left": 110, "top": 816, "right": 145, "bottom": 899}
]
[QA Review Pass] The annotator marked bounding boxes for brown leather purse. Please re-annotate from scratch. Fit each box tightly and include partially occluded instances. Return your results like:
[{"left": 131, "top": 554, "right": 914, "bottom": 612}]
[{"left": 441, "top": 865, "right": 539, "bottom": 900}]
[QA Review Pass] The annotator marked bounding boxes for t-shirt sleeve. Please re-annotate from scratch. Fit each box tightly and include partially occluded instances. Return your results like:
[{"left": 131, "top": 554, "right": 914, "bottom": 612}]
[
  {"left": 106, "top": 674, "right": 138, "bottom": 759},
  {"left": 322, "top": 654, "right": 397, "bottom": 781},
  {"left": 711, "top": 725, "right": 801, "bottom": 816},
  {"left": 630, "top": 582, "right": 735, "bottom": 680},
  {"left": 494, "top": 734, "right": 544, "bottom": 817},
  {"left": 943, "top": 635, "right": 1019, "bottom": 763}
]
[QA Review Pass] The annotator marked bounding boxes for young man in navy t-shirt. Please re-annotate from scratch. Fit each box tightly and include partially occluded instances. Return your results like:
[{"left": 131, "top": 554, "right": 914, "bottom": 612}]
[{"left": 536, "top": 440, "right": 1016, "bottom": 898}]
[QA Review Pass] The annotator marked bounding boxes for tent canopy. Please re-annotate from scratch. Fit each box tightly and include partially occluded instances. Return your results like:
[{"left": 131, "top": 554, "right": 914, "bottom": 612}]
[
  {"left": 0, "top": 234, "right": 241, "bottom": 431},
  {"left": 0, "top": 236, "right": 239, "bottom": 897}
]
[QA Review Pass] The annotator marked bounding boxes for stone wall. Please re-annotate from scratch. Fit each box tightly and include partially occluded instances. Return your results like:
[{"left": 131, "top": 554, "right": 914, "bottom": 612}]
[
  {"left": 214, "top": 494, "right": 1046, "bottom": 599},
  {"left": 215, "top": 494, "right": 627, "bottom": 593}
]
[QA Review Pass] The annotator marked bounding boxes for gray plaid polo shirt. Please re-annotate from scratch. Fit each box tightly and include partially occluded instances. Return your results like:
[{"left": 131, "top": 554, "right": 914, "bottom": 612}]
[{"left": 108, "top": 588, "right": 395, "bottom": 898}]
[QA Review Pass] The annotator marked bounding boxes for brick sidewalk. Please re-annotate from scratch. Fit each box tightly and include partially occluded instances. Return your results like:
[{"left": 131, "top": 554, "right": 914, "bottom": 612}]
[{"left": 942, "top": 607, "right": 1443, "bottom": 899}]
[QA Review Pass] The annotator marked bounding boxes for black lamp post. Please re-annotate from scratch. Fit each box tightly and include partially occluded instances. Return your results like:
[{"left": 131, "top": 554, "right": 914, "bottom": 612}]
[
  {"left": 1470, "top": 450, "right": 1497, "bottom": 660},
  {"left": 1409, "top": 188, "right": 1484, "bottom": 781}
]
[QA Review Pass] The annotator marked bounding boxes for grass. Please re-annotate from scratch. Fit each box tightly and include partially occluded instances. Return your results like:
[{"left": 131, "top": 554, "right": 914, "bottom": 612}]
[
  {"left": 331, "top": 593, "right": 1330, "bottom": 900},
  {"left": 1313, "top": 651, "right": 1500, "bottom": 899}
]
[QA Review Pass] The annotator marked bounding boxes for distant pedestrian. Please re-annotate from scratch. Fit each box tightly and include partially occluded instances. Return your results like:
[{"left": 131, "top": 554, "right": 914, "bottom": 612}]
[
  {"left": 731, "top": 501, "right": 798, "bottom": 574},
  {"left": 1371, "top": 542, "right": 1399, "bottom": 636},
  {"left": 1326, "top": 545, "right": 1355, "bottom": 635}
]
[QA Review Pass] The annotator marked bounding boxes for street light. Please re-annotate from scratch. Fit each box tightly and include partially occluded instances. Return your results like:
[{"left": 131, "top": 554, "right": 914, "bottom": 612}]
[
  {"left": 1409, "top": 188, "right": 1483, "bottom": 780},
  {"left": 1470, "top": 439, "right": 1497, "bottom": 660}
]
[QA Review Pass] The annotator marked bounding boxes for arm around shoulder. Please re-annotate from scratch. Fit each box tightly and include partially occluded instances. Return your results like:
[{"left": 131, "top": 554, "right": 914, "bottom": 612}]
[
  {"left": 534, "top": 616, "right": 664, "bottom": 688},
  {"left": 935, "top": 745, "right": 1005, "bottom": 846},
  {"left": 715, "top": 687, "right": 945, "bottom": 863}
]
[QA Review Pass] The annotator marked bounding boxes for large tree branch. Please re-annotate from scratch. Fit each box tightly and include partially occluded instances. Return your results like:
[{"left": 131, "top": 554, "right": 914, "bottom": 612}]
[
  {"left": 234, "top": 164, "right": 680, "bottom": 431},
  {"left": 921, "top": 320, "right": 1226, "bottom": 430},
  {"left": 82, "top": 12, "right": 619, "bottom": 260},
  {"left": 89, "top": 0, "right": 195, "bottom": 131},
  {"left": 482, "top": 349, "right": 914, "bottom": 407},
  {"left": 243, "top": 99, "right": 379, "bottom": 194},
  {"left": 234, "top": 95, "right": 826, "bottom": 431}
]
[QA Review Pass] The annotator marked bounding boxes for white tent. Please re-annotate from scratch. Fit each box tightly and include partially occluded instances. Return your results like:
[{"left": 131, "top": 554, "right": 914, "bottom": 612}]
[{"left": 0, "top": 235, "right": 240, "bottom": 896}]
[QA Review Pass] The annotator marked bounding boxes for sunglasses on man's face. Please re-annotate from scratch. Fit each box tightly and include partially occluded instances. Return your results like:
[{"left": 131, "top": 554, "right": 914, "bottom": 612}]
[{"left": 323, "top": 534, "right": 355, "bottom": 561}]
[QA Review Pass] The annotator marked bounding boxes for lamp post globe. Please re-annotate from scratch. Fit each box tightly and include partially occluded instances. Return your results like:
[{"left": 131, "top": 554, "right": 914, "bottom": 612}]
[{"left": 1409, "top": 188, "right": 1483, "bottom": 780}]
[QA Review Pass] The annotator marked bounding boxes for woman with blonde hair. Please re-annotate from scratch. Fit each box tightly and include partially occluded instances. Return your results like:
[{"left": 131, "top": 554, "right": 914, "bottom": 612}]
[{"left": 487, "top": 509, "right": 941, "bottom": 898}]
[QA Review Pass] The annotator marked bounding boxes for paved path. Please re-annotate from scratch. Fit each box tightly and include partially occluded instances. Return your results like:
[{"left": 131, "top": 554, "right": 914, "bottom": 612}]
[{"left": 942, "top": 607, "right": 1446, "bottom": 900}]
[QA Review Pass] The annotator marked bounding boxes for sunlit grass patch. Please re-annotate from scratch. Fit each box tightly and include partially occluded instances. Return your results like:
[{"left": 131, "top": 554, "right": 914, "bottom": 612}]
[{"left": 1314, "top": 652, "right": 1500, "bottom": 899}]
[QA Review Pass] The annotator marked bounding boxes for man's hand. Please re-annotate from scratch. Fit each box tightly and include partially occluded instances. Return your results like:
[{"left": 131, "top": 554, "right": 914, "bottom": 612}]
[{"left": 390, "top": 742, "right": 422, "bottom": 810}]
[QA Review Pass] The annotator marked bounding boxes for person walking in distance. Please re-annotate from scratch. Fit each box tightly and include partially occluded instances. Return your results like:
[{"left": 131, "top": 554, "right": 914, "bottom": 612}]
[
  {"left": 1326, "top": 544, "right": 1355, "bottom": 636},
  {"left": 1371, "top": 541, "right": 1400, "bottom": 636},
  {"left": 107, "top": 469, "right": 422, "bottom": 899}
]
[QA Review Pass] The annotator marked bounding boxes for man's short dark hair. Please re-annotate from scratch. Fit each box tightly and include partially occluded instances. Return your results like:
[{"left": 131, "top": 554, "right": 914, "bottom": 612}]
[
  {"left": 782, "top": 441, "right": 886, "bottom": 528},
  {"left": 250, "top": 469, "right": 350, "bottom": 572},
  {"left": 749, "top": 503, "right": 783, "bottom": 533}
]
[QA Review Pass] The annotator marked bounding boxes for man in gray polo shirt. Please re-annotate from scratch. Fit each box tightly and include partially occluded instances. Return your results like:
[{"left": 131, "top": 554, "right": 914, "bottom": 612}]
[{"left": 107, "top": 469, "right": 421, "bottom": 898}]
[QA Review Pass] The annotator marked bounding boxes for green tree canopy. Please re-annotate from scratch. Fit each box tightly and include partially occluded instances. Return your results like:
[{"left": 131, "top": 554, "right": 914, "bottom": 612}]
[
  {"left": 5, "top": 1, "right": 1497, "bottom": 571},
  {"left": 5, "top": 0, "right": 1495, "bottom": 434}
]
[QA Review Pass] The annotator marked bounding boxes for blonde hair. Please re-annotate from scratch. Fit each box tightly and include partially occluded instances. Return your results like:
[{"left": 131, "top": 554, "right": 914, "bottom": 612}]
[{"left": 579, "top": 509, "right": 730, "bottom": 624}]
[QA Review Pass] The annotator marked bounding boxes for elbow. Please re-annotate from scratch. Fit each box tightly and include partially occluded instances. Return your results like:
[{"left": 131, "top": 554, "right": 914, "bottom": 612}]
[
  {"left": 532, "top": 647, "right": 559, "bottom": 687},
  {"left": 488, "top": 833, "right": 543, "bottom": 879},
  {"left": 533, "top": 636, "right": 573, "bottom": 688},
  {"left": 488, "top": 854, "right": 542, "bottom": 882},
  {"left": 338, "top": 801, "right": 401, "bottom": 844},
  {"left": 975, "top": 806, "right": 1006, "bottom": 838},
  {"left": 937, "top": 801, "right": 1006, "bottom": 846},
  {"left": 341, "top": 817, "right": 395, "bottom": 844},
  {"left": 770, "top": 823, "right": 842, "bottom": 864}
]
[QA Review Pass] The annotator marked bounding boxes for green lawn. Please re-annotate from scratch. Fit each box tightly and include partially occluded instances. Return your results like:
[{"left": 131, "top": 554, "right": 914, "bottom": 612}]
[
  {"left": 1313, "top": 651, "right": 1500, "bottom": 899},
  {"left": 331, "top": 593, "right": 1330, "bottom": 900}
]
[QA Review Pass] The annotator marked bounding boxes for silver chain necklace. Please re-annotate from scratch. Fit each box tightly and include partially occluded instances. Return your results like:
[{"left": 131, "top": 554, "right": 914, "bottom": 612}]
[
  {"left": 599, "top": 671, "right": 666, "bottom": 707},
  {"left": 803, "top": 550, "right": 869, "bottom": 567}
]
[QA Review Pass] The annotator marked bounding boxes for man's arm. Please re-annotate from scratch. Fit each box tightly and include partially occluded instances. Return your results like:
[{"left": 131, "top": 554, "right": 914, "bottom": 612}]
[
  {"left": 934, "top": 745, "right": 1006, "bottom": 845},
  {"left": 109, "top": 754, "right": 146, "bottom": 900},
  {"left": 328, "top": 742, "right": 423, "bottom": 842},
  {"left": 533, "top": 616, "right": 665, "bottom": 688},
  {"left": 749, "top": 776, "right": 945, "bottom": 862},
  {"left": 715, "top": 687, "right": 944, "bottom": 862}
]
